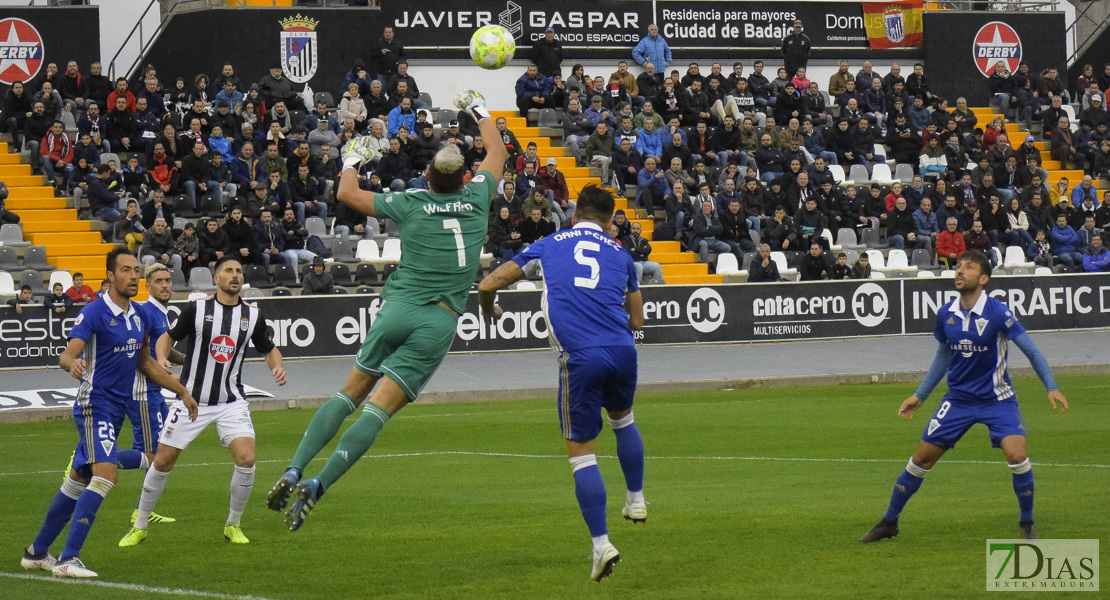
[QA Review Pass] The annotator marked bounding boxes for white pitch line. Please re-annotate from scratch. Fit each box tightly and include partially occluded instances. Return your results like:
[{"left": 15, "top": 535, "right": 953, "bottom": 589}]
[
  {"left": 0, "top": 571, "right": 291, "bottom": 600},
  {"left": 1, "top": 451, "right": 1107, "bottom": 478}
]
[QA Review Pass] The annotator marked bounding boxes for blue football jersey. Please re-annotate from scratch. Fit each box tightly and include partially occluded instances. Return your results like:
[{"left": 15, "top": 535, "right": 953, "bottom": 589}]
[
  {"left": 69, "top": 296, "right": 150, "bottom": 407},
  {"left": 935, "top": 293, "right": 1026, "bottom": 403},
  {"left": 512, "top": 222, "right": 639, "bottom": 352},
  {"left": 133, "top": 298, "right": 171, "bottom": 401}
]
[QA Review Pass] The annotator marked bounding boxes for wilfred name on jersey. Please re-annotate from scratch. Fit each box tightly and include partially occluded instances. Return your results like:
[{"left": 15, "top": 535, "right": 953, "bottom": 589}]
[{"left": 422, "top": 200, "right": 476, "bottom": 215}]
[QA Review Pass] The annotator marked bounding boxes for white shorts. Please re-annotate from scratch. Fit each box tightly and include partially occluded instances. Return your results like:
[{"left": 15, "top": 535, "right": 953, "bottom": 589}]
[{"left": 158, "top": 400, "right": 255, "bottom": 450}]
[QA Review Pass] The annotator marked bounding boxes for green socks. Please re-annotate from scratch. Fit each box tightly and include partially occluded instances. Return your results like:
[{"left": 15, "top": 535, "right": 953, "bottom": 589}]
[
  {"left": 317, "top": 402, "right": 391, "bottom": 491},
  {"left": 288, "top": 392, "right": 360, "bottom": 473}
]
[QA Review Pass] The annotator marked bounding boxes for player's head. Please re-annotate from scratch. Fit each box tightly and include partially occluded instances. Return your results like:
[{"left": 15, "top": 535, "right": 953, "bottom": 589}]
[
  {"left": 573, "top": 184, "right": 615, "bottom": 227},
  {"left": 425, "top": 144, "right": 465, "bottom": 194},
  {"left": 212, "top": 255, "right": 243, "bottom": 296},
  {"left": 145, "top": 263, "right": 173, "bottom": 303},
  {"left": 105, "top": 247, "right": 140, "bottom": 300},
  {"left": 955, "top": 250, "right": 991, "bottom": 294}
]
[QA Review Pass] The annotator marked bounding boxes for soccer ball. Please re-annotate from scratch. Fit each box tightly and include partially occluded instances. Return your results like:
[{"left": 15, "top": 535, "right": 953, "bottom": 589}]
[{"left": 469, "top": 25, "right": 516, "bottom": 70}]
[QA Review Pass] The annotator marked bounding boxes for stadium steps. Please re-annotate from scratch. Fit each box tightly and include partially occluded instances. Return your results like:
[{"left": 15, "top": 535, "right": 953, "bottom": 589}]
[
  {"left": 0, "top": 139, "right": 121, "bottom": 289},
  {"left": 971, "top": 107, "right": 1085, "bottom": 192}
]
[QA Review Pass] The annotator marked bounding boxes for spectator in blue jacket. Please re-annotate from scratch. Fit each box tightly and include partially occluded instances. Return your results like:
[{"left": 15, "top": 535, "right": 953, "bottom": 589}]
[
  {"left": 801, "top": 119, "right": 836, "bottom": 165},
  {"left": 633, "top": 24, "right": 671, "bottom": 71},
  {"left": 387, "top": 96, "right": 416, "bottom": 138},
  {"left": 1082, "top": 234, "right": 1110, "bottom": 271},
  {"left": 912, "top": 197, "right": 941, "bottom": 256},
  {"left": 583, "top": 95, "right": 617, "bottom": 130},
  {"left": 514, "top": 64, "right": 553, "bottom": 118},
  {"left": 636, "top": 157, "right": 669, "bottom": 212},
  {"left": 230, "top": 142, "right": 264, "bottom": 197},
  {"left": 635, "top": 118, "right": 663, "bottom": 163},
  {"left": 1048, "top": 213, "right": 1084, "bottom": 270}
]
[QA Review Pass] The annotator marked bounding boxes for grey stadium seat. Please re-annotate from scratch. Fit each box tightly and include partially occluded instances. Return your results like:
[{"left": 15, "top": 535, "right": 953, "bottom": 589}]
[
  {"left": 0, "top": 223, "right": 29, "bottom": 246},
  {"left": 23, "top": 246, "right": 54, "bottom": 271}
]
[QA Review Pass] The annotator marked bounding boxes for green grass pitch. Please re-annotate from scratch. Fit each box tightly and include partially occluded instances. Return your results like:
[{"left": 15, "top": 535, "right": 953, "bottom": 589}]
[{"left": 1, "top": 376, "right": 1106, "bottom": 599}]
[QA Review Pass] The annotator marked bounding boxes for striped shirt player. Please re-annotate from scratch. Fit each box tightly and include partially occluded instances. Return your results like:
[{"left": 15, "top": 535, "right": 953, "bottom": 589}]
[
  {"left": 478, "top": 184, "right": 646, "bottom": 581},
  {"left": 861, "top": 250, "right": 1068, "bottom": 544},
  {"left": 121, "top": 256, "right": 285, "bottom": 548},
  {"left": 24, "top": 248, "right": 194, "bottom": 578},
  {"left": 268, "top": 94, "right": 508, "bottom": 534}
]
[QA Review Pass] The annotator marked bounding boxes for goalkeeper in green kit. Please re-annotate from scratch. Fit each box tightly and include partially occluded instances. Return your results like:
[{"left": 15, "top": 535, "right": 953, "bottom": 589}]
[{"left": 267, "top": 91, "right": 508, "bottom": 531}]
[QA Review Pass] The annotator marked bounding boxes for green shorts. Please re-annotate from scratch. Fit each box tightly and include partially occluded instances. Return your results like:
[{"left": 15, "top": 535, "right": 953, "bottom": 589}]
[{"left": 354, "top": 300, "right": 458, "bottom": 400}]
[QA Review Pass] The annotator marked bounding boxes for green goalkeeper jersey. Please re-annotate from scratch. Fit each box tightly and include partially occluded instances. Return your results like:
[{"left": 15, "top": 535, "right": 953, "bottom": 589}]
[{"left": 372, "top": 171, "right": 497, "bottom": 314}]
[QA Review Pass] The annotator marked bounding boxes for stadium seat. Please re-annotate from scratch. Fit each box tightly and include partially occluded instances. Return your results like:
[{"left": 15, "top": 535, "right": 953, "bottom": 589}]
[
  {"left": 0, "top": 223, "right": 28, "bottom": 246},
  {"left": 748, "top": 230, "right": 760, "bottom": 248},
  {"left": 332, "top": 288, "right": 348, "bottom": 294},
  {"left": 1034, "top": 266, "right": 1053, "bottom": 276},
  {"left": 537, "top": 108, "right": 560, "bottom": 128},
  {"left": 187, "top": 291, "right": 208, "bottom": 301},
  {"left": 270, "top": 287, "right": 293, "bottom": 297},
  {"left": 741, "top": 252, "right": 755, "bottom": 271},
  {"left": 23, "top": 246, "right": 54, "bottom": 271},
  {"left": 715, "top": 253, "right": 742, "bottom": 275},
  {"left": 1010, "top": 267, "right": 1031, "bottom": 275},
  {"left": 305, "top": 216, "right": 328, "bottom": 239},
  {"left": 355, "top": 263, "right": 378, "bottom": 285},
  {"left": 893, "top": 163, "right": 914, "bottom": 183},
  {"left": 827, "top": 164, "right": 847, "bottom": 185},
  {"left": 355, "top": 286, "right": 375, "bottom": 294},
  {"left": 1003, "top": 246, "right": 1035, "bottom": 269},
  {"left": 272, "top": 264, "right": 298, "bottom": 286},
  {"left": 820, "top": 228, "right": 839, "bottom": 251},
  {"left": 329, "top": 263, "right": 352, "bottom": 283},
  {"left": 189, "top": 267, "right": 215, "bottom": 290},
  {"left": 366, "top": 217, "right": 382, "bottom": 237},
  {"left": 879, "top": 249, "right": 916, "bottom": 274},
  {"left": 200, "top": 195, "right": 224, "bottom": 216},
  {"left": 169, "top": 268, "right": 186, "bottom": 288},
  {"left": 314, "top": 92, "right": 335, "bottom": 108},
  {"left": 865, "top": 250, "right": 886, "bottom": 269},
  {"left": 60, "top": 111, "right": 78, "bottom": 134},
  {"left": 48, "top": 270, "right": 73, "bottom": 290},
  {"left": 0, "top": 247, "right": 17, "bottom": 270},
  {"left": 991, "top": 247, "right": 1003, "bottom": 267},
  {"left": 174, "top": 195, "right": 198, "bottom": 218},
  {"left": 435, "top": 109, "right": 456, "bottom": 125},
  {"left": 419, "top": 93, "right": 433, "bottom": 109},
  {"left": 911, "top": 249, "right": 933, "bottom": 270},
  {"left": 870, "top": 271, "right": 887, "bottom": 278},
  {"left": 843, "top": 249, "right": 859, "bottom": 264},
  {"left": 331, "top": 238, "right": 358, "bottom": 263},
  {"left": 871, "top": 164, "right": 894, "bottom": 184},
  {"left": 243, "top": 264, "right": 272, "bottom": 289},
  {"left": 382, "top": 263, "right": 398, "bottom": 282},
  {"left": 20, "top": 269, "right": 45, "bottom": 293},
  {"left": 514, "top": 280, "right": 538, "bottom": 290},
  {"left": 173, "top": 217, "right": 188, "bottom": 231},
  {"left": 0, "top": 271, "right": 14, "bottom": 297},
  {"left": 355, "top": 239, "right": 380, "bottom": 262},
  {"left": 100, "top": 153, "right": 121, "bottom": 171},
  {"left": 243, "top": 288, "right": 265, "bottom": 299},
  {"left": 860, "top": 228, "right": 883, "bottom": 248},
  {"left": 916, "top": 270, "right": 936, "bottom": 278},
  {"left": 769, "top": 251, "right": 798, "bottom": 279},
  {"left": 848, "top": 164, "right": 870, "bottom": 184},
  {"left": 380, "top": 238, "right": 402, "bottom": 263},
  {"left": 836, "top": 228, "right": 865, "bottom": 250}
]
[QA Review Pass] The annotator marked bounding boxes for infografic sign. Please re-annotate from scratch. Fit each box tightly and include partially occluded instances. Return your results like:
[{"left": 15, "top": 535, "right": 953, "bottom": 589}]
[
  {"left": 4, "top": 274, "right": 1109, "bottom": 369},
  {"left": 383, "top": 1, "right": 877, "bottom": 57}
]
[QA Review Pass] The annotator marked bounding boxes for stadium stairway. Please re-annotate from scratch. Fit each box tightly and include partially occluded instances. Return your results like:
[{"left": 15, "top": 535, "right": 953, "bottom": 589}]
[
  {"left": 0, "top": 140, "right": 146, "bottom": 297},
  {"left": 491, "top": 111, "right": 722, "bottom": 284},
  {"left": 969, "top": 107, "right": 1084, "bottom": 191}
]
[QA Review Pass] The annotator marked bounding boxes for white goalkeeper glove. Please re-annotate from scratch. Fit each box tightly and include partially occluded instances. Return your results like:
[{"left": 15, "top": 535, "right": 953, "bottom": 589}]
[
  {"left": 454, "top": 90, "right": 491, "bottom": 123},
  {"left": 341, "top": 138, "right": 376, "bottom": 172}
]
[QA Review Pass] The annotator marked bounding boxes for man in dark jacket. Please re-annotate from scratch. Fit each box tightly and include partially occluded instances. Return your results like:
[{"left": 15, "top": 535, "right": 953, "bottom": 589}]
[
  {"left": 531, "top": 28, "right": 563, "bottom": 77},
  {"left": 781, "top": 20, "right": 811, "bottom": 81},
  {"left": 691, "top": 198, "right": 731, "bottom": 263},
  {"left": 800, "top": 240, "right": 833, "bottom": 280},
  {"left": 882, "top": 196, "right": 918, "bottom": 250},
  {"left": 720, "top": 198, "right": 755, "bottom": 256},
  {"left": 85, "top": 62, "right": 112, "bottom": 108},
  {"left": 57, "top": 61, "right": 89, "bottom": 109},
  {"left": 180, "top": 141, "right": 220, "bottom": 210},
  {"left": 254, "top": 209, "right": 287, "bottom": 269},
  {"left": 302, "top": 256, "right": 334, "bottom": 295},
  {"left": 748, "top": 243, "right": 781, "bottom": 281},
  {"left": 87, "top": 165, "right": 121, "bottom": 238},
  {"left": 258, "top": 64, "right": 303, "bottom": 111},
  {"left": 377, "top": 136, "right": 414, "bottom": 190},
  {"left": 794, "top": 197, "right": 829, "bottom": 251},
  {"left": 372, "top": 26, "right": 406, "bottom": 84}
]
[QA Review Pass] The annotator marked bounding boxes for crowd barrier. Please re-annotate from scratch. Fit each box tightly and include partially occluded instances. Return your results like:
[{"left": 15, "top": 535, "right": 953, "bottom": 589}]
[{"left": 4, "top": 273, "right": 1109, "bottom": 369}]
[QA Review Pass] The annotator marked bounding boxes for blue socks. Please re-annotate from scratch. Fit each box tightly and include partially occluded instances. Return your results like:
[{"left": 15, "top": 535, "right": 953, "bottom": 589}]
[
  {"left": 59, "top": 476, "right": 113, "bottom": 561},
  {"left": 608, "top": 413, "right": 644, "bottom": 495},
  {"left": 1010, "top": 459, "right": 1035, "bottom": 522},
  {"left": 30, "top": 477, "right": 86, "bottom": 555},
  {"left": 569, "top": 455, "right": 607, "bottom": 538},
  {"left": 117, "top": 450, "right": 148, "bottom": 470},
  {"left": 883, "top": 460, "right": 929, "bottom": 522}
]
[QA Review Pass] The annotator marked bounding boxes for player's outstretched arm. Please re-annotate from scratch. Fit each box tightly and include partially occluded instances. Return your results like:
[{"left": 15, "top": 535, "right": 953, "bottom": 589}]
[
  {"left": 898, "top": 396, "right": 923, "bottom": 419},
  {"left": 264, "top": 348, "right": 286, "bottom": 386},
  {"left": 1011, "top": 332, "right": 1068, "bottom": 414},
  {"left": 59, "top": 338, "right": 86, "bottom": 380},
  {"left": 624, "top": 290, "right": 644, "bottom": 331},
  {"left": 478, "top": 261, "right": 525, "bottom": 325},
  {"left": 137, "top": 345, "right": 198, "bottom": 421},
  {"left": 457, "top": 91, "right": 508, "bottom": 178},
  {"left": 337, "top": 165, "right": 378, "bottom": 218}
]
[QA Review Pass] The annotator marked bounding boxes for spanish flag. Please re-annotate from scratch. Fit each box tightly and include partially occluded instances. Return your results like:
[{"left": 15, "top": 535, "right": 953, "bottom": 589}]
[{"left": 864, "top": 1, "right": 923, "bottom": 49}]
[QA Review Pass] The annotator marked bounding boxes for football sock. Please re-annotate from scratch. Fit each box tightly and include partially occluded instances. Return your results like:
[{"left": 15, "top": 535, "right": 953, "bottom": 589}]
[
  {"left": 608, "top": 412, "right": 645, "bottom": 497},
  {"left": 315, "top": 402, "right": 390, "bottom": 491},
  {"left": 227, "top": 465, "right": 255, "bottom": 526},
  {"left": 59, "top": 476, "right": 113, "bottom": 561},
  {"left": 1009, "top": 459, "right": 1035, "bottom": 522},
  {"left": 135, "top": 467, "right": 171, "bottom": 530},
  {"left": 30, "top": 477, "right": 86, "bottom": 555},
  {"left": 117, "top": 450, "right": 146, "bottom": 470},
  {"left": 570, "top": 454, "right": 608, "bottom": 540},
  {"left": 883, "top": 459, "right": 929, "bottom": 522},
  {"left": 289, "top": 392, "right": 360, "bottom": 473}
]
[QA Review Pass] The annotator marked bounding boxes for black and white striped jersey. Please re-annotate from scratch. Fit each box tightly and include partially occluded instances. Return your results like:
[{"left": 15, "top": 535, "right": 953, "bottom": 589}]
[{"left": 169, "top": 296, "right": 274, "bottom": 406}]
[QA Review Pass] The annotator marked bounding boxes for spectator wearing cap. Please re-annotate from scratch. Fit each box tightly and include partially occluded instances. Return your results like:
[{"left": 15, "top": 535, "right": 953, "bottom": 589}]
[
  {"left": 302, "top": 255, "right": 334, "bottom": 295},
  {"left": 439, "top": 119, "right": 469, "bottom": 149},
  {"left": 341, "top": 58, "right": 374, "bottom": 100},
  {"left": 538, "top": 157, "right": 576, "bottom": 228},
  {"left": 781, "top": 20, "right": 811, "bottom": 82},
  {"left": 532, "top": 27, "right": 563, "bottom": 78},
  {"left": 304, "top": 100, "right": 340, "bottom": 135},
  {"left": 258, "top": 63, "right": 304, "bottom": 111},
  {"left": 1080, "top": 94, "right": 1107, "bottom": 128},
  {"left": 515, "top": 64, "right": 553, "bottom": 118},
  {"left": 584, "top": 95, "right": 617, "bottom": 129}
]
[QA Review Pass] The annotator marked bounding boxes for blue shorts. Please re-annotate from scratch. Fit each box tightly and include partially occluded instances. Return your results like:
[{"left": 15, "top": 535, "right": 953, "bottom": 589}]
[
  {"left": 557, "top": 345, "right": 638, "bottom": 442},
  {"left": 123, "top": 393, "right": 169, "bottom": 454},
  {"left": 72, "top": 400, "right": 126, "bottom": 474},
  {"left": 921, "top": 397, "right": 1026, "bottom": 449}
]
